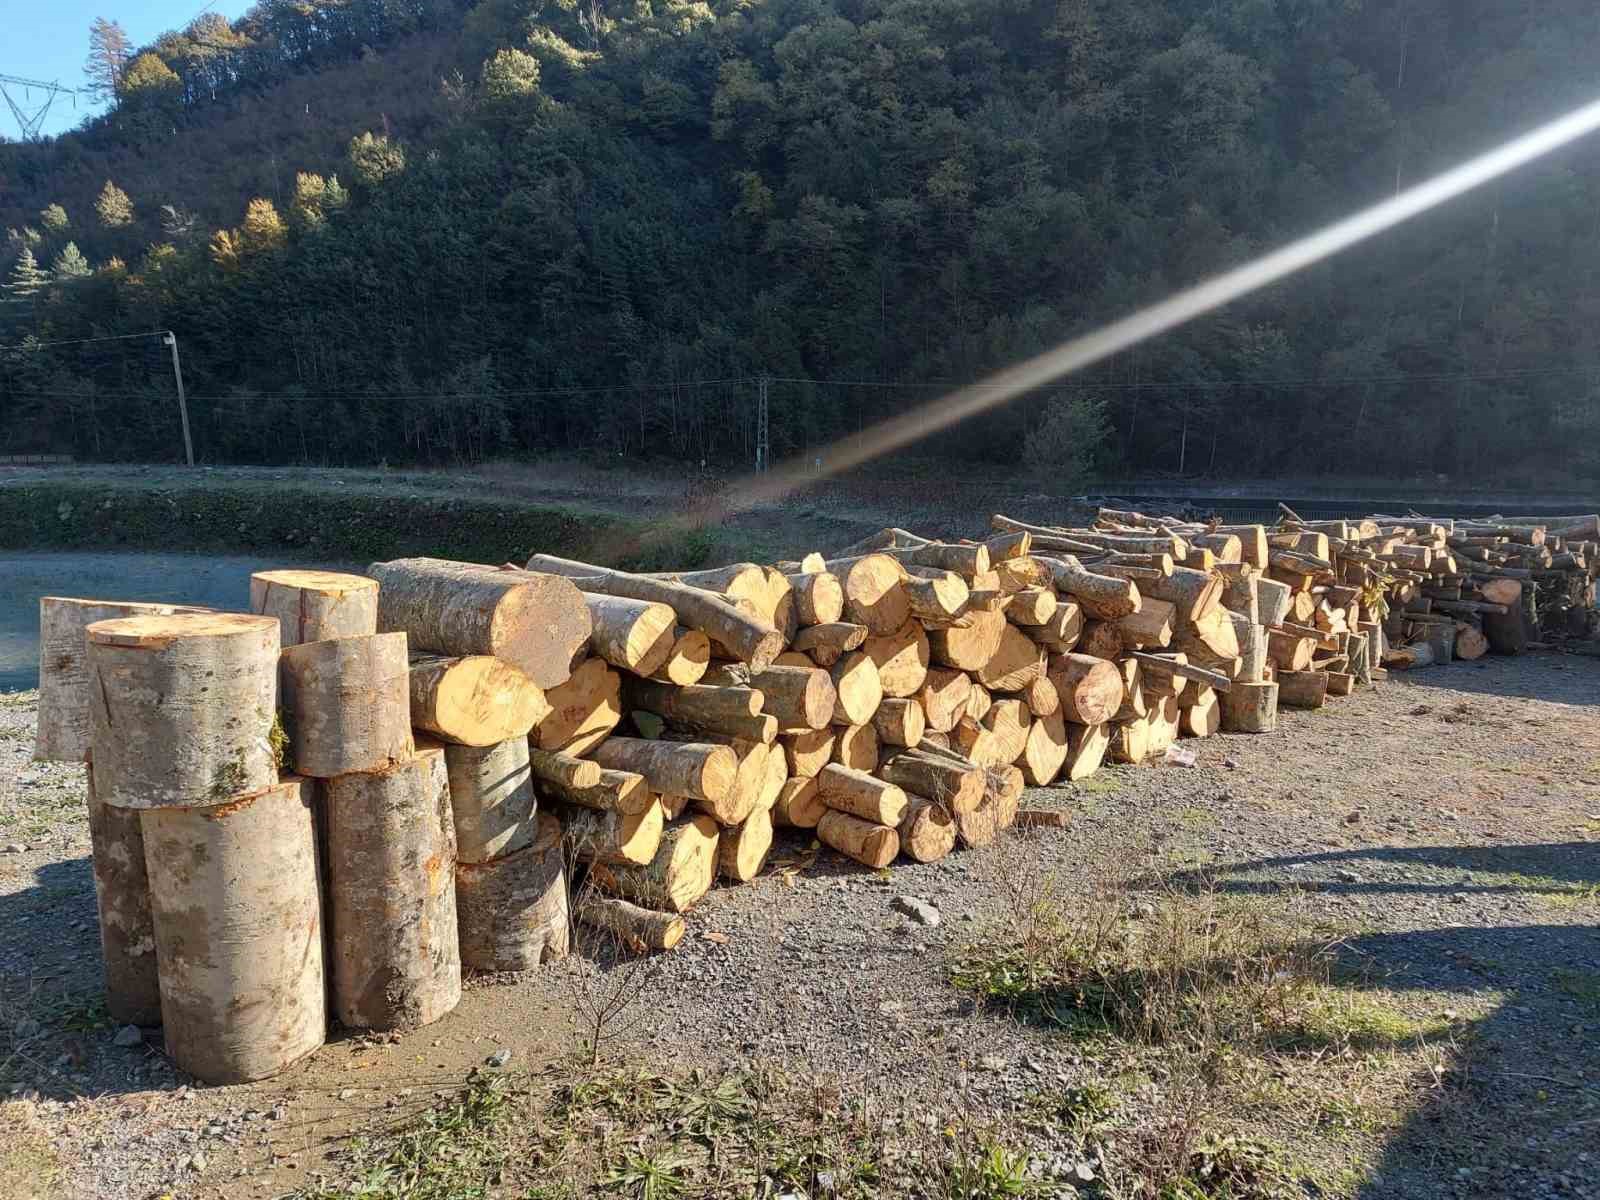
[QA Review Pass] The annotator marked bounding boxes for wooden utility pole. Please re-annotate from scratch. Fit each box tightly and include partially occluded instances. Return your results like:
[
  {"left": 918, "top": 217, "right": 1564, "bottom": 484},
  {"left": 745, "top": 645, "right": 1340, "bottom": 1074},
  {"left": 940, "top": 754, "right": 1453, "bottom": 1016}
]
[{"left": 162, "top": 331, "right": 195, "bottom": 466}]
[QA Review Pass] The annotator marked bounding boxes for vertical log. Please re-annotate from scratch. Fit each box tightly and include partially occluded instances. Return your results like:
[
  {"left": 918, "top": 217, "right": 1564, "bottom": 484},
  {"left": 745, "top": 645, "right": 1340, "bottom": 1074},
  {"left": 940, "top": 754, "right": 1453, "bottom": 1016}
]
[{"left": 455, "top": 813, "right": 569, "bottom": 972}]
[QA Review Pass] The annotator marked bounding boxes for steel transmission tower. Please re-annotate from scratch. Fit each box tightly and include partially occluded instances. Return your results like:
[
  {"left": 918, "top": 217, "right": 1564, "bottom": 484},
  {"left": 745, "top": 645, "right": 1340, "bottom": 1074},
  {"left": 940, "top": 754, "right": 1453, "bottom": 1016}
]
[{"left": 0, "top": 75, "right": 80, "bottom": 141}]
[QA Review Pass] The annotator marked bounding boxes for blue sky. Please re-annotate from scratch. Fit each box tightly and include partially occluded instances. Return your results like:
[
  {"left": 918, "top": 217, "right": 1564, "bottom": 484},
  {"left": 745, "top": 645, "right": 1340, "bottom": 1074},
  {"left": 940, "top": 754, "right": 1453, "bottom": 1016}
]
[{"left": 3, "top": 1, "right": 254, "bottom": 138}]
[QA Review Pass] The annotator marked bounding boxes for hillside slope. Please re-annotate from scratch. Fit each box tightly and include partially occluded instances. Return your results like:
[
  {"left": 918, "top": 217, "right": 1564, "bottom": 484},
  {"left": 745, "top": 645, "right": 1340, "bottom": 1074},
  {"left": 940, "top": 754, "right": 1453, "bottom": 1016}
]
[{"left": 4, "top": 0, "right": 1600, "bottom": 486}]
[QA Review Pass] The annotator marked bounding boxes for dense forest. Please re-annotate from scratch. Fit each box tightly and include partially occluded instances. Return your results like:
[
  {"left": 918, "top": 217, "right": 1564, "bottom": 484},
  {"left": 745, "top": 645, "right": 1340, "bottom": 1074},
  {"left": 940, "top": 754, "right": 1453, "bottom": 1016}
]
[{"left": 2, "top": 0, "right": 1599, "bottom": 484}]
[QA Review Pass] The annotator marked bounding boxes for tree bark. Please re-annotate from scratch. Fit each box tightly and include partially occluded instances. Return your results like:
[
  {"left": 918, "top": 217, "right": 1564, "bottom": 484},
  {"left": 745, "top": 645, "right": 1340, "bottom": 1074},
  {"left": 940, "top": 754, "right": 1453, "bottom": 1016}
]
[
  {"left": 280, "top": 632, "right": 412, "bottom": 778},
  {"left": 249, "top": 569, "right": 378, "bottom": 647},
  {"left": 562, "top": 798, "right": 665, "bottom": 866},
  {"left": 455, "top": 812, "right": 569, "bottom": 971},
  {"left": 589, "top": 737, "right": 737, "bottom": 807},
  {"left": 819, "top": 763, "right": 909, "bottom": 825},
  {"left": 1220, "top": 681, "right": 1279, "bottom": 733},
  {"left": 86, "top": 767, "right": 161, "bottom": 1026},
  {"left": 444, "top": 737, "right": 537, "bottom": 864},
  {"left": 976, "top": 622, "right": 1048, "bottom": 691},
  {"left": 649, "top": 628, "right": 711, "bottom": 684},
  {"left": 873, "top": 697, "right": 926, "bottom": 747}
]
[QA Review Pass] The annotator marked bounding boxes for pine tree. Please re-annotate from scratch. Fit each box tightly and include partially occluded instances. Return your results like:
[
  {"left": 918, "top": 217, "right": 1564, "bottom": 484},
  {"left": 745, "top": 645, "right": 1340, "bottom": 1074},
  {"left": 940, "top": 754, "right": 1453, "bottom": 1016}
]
[
  {"left": 51, "top": 242, "right": 92, "bottom": 281},
  {"left": 3, "top": 247, "right": 49, "bottom": 313},
  {"left": 39, "top": 205, "right": 69, "bottom": 233},
  {"left": 95, "top": 180, "right": 134, "bottom": 229},
  {"left": 239, "top": 198, "right": 287, "bottom": 254},
  {"left": 85, "top": 17, "right": 132, "bottom": 104}
]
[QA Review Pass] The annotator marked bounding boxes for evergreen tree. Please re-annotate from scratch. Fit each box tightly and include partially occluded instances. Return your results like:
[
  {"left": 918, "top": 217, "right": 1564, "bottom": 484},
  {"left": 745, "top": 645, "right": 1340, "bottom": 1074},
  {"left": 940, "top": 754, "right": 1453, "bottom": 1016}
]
[
  {"left": 95, "top": 181, "right": 134, "bottom": 229},
  {"left": 39, "top": 205, "right": 69, "bottom": 233},
  {"left": 51, "top": 242, "right": 92, "bottom": 281}
]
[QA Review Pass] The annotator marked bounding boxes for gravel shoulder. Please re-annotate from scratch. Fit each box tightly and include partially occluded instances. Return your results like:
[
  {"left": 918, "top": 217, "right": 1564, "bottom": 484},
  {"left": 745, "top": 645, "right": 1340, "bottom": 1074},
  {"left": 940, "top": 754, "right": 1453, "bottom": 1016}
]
[{"left": 2, "top": 655, "right": 1598, "bottom": 1199}]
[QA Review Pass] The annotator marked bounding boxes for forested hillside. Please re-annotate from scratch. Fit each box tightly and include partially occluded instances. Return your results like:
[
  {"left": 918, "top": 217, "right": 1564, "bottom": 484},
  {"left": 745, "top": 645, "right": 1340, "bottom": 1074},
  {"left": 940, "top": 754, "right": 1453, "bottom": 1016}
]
[{"left": 3, "top": 0, "right": 1599, "bottom": 483}]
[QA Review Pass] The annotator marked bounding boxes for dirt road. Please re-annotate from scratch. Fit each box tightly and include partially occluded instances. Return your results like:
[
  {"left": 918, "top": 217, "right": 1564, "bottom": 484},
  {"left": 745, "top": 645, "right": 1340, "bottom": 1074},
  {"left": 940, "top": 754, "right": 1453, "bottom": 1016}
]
[{"left": 2, "top": 654, "right": 1597, "bottom": 1199}]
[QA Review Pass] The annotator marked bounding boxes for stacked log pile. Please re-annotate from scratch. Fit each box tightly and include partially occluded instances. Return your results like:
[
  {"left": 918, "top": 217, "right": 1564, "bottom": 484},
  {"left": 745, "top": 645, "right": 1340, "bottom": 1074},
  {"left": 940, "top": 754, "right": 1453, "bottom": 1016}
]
[{"left": 34, "top": 508, "right": 1597, "bottom": 1084}]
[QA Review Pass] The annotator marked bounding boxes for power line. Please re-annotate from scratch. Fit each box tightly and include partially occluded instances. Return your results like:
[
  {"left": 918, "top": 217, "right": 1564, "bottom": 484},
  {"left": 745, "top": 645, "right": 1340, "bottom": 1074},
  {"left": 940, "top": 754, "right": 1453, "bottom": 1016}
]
[{"left": 0, "top": 331, "right": 172, "bottom": 351}]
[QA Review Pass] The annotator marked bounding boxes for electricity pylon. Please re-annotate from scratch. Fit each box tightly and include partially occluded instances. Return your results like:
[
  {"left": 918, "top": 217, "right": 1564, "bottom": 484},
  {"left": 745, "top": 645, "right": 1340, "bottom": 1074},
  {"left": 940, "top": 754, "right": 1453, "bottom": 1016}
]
[{"left": 0, "top": 74, "right": 79, "bottom": 141}]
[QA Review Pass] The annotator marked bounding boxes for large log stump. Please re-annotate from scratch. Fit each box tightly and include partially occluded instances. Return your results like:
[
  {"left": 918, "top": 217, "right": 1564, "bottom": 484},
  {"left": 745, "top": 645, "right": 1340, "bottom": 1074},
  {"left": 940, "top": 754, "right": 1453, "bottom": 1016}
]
[
  {"left": 280, "top": 633, "right": 413, "bottom": 778},
  {"left": 369, "top": 558, "right": 589, "bottom": 688},
  {"left": 324, "top": 747, "right": 460, "bottom": 1031},
  {"left": 35, "top": 597, "right": 210, "bottom": 763},
  {"left": 141, "top": 779, "right": 325, "bottom": 1083},
  {"left": 1220, "top": 681, "right": 1279, "bottom": 733},
  {"left": 87, "top": 613, "right": 279, "bottom": 809},
  {"left": 249, "top": 569, "right": 378, "bottom": 647},
  {"left": 455, "top": 813, "right": 569, "bottom": 972},
  {"left": 443, "top": 737, "right": 537, "bottom": 864}
]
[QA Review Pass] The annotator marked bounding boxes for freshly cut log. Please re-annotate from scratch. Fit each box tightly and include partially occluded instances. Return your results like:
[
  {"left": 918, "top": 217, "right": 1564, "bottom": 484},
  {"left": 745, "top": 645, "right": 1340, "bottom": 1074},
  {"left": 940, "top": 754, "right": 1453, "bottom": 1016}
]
[
  {"left": 1256, "top": 579, "right": 1294, "bottom": 628},
  {"left": 781, "top": 728, "right": 836, "bottom": 778},
  {"left": 1064, "top": 722, "right": 1109, "bottom": 781},
  {"left": 1022, "top": 600, "right": 1084, "bottom": 652},
  {"left": 1478, "top": 577, "right": 1524, "bottom": 607},
  {"left": 526, "top": 554, "right": 783, "bottom": 670},
  {"left": 324, "top": 747, "right": 460, "bottom": 1031},
  {"left": 1037, "top": 557, "right": 1141, "bottom": 620},
  {"left": 141, "top": 779, "right": 325, "bottom": 1083},
  {"left": 819, "top": 764, "right": 909, "bottom": 825},
  {"left": 830, "top": 652, "right": 884, "bottom": 725},
  {"left": 898, "top": 797, "right": 957, "bottom": 863},
  {"left": 864, "top": 620, "right": 931, "bottom": 698},
  {"left": 774, "top": 776, "right": 826, "bottom": 827},
  {"left": 1191, "top": 532, "right": 1243, "bottom": 564},
  {"left": 590, "top": 738, "right": 737, "bottom": 807},
  {"left": 562, "top": 798, "right": 664, "bottom": 866},
  {"left": 689, "top": 736, "right": 771, "bottom": 823},
  {"left": 1110, "top": 716, "right": 1152, "bottom": 764},
  {"left": 34, "top": 597, "right": 212, "bottom": 763},
  {"left": 1024, "top": 674, "right": 1060, "bottom": 718},
  {"left": 1385, "top": 641, "right": 1439, "bottom": 669},
  {"left": 650, "top": 628, "right": 711, "bottom": 684},
  {"left": 280, "top": 632, "right": 413, "bottom": 778},
  {"left": 1267, "top": 630, "right": 1315, "bottom": 672},
  {"left": 1220, "top": 681, "right": 1279, "bottom": 733},
  {"left": 537, "top": 762, "right": 651, "bottom": 821},
  {"left": 1180, "top": 687, "right": 1220, "bottom": 736},
  {"left": 1483, "top": 581, "right": 1528, "bottom": 655},
  {"left": 444, "top": 737, "right": 537, "bottom": 864},
  {"left": 1117, "top": 598, "right": 1175, "bottom": 649},
  {"left": 1454, "top": 622, "right": 1490, "bottom": 661},
  {"left": 773, "top": 651, "right": 816, "bottom": 669},
  {"left": 525, "top": 748, "right": 603, "bottom": 790},
  {"left": 717, "top": 805, "right": 774, "bottom": 883},
  {"left": 86, "top": 768, "right": 161, "bottom": 1026},
  {"left": 455, "top": 813, "right": 569, "bottom": 972},
  {"left": 589, "top": 814, "right": 719, "bottom": 913},
  {"left": 703, "top": 663, "right": 836, "bottom": 732},
  {"left": 951, "top": 715, "right": 1001, "bottom": 768},
  {"left": 994, "top": 557, "right": 1051, "bottom": 594},
  {"left": 1147, "top": 695, "right": 1180, "bottom": 754},
  {"left": 1217, "top": 564, "right": 1259, "bottom": 622},
  {"left": 249, "top": 569, "right": 378, "bottom": 647},
  {"left": 1138, "top": 567, "right": 1223, "bottom": 622},
  {"left": 582, "top": 595, "right": 677, "bottom": 676},
  {"left": 1019, "top": 709, "right": 1069, "bottom": 785},
  {"left": 1048, "top": 653, "right": 1125, "bottom": 725},
  {"left": 929, "top": 607, "right": 1006, "bottom": 671},
  {"left": 1325, "top": 671, "right": 1356, "bottom": 697},
  {"left": 1177, "top": 606, "right": 1240, "bottom": 659},
  {"left": 976, "top": 622, "right": 1047, "bottom": 692},
  {"left": 1003, "top": 587, "right": 1058, "bottom": 625},
  {"left": 902, "top": 572, "right": 970, "bottom": 624},
  {"left": 892, "top": 541, "right": 990, "bottom": 576},
  {"left": 918, "top": 668, "right": 973, "bottom": 733},
  {"left": 787, "top": 571, "right": 845, "bottom": 626},
  {"left": 982, "top": 698, "right": 1032, "bottom": 765},
  {"left": 878, "top": 751, "right": 984, "bottom": 815},
  {"left": 817, "top": 809, "right": 899, "bottom": 868},
  {"left": 874, "top": 697, "right": 927, "bottom": 747},
  {"left": 759, "top": 744, "right": 790, "bottom": 810},
  {"left": 623, "top": 678, "right": 772, "bottom": 743},
  {"left": 409, "top": 654, "right": 550, "bottom": 746},
  {"left": 792, "top": 622, "right": 869, "bottom": 667},
  {"left": 576, "top": 895, "right": 685, "bottom": 953},
  {"left": 370, "top": 559, "right": 589, "bottom": 688},
  {"left": 1277, "top": 670, "right": 1329, "bottom": 710},
  {"left": 86, "top": 612, "right": 279, "bottom": 809},
  {"left": 955, "top": 781, "right": 1019, "bottom": 848},
  {"left": 533, "top": 658, "right": 622, "bottom": 751},
  {"left": 985, "top": 530, "right": 1033, "bottom": 562},
  {"left": 645, "top": 563, "right": 793, "bottom": 641},
  {"left": 838, "top": 554, "right": 911, "bottom": 635},
  {"left": 1235, "top": 622, "right": 1268, "bottom": 683},
  {"left": 658, "top": 794, "right": 690, "bottom": 819}
]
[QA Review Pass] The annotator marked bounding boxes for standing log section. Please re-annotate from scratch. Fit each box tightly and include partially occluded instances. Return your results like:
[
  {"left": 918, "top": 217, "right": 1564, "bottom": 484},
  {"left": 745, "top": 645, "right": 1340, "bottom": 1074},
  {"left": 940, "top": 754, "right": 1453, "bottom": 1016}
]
[
  {"left": 86, "top": 612, "right": 279, "bottom": 809},
  {"left": 444, "top": 737, "right": 538, "bottom": 864},
  {"left": 324, "top": 746, "right": 460, "bottom": 1031},
  {"left": 408, "top": 653, "right": 550, "bottom": 746},
  {"left": 140, "top": 779, "right": 325, "bottom": 1084},
  {"left": 249, "top": 569, "right": 378, "bottom": 647},
  {"left": 1221, "top": 681, "right": 1279, "bottom": 733},
  {"left": 86, "top": 768, "right": 161, "bottom": 1027},
  {"left": 369, "top": 558, "right": 590, "bottom": 689},
  {"left": 34, "top": 597, "right": 211, "bottom": 763},
  {"left": 525, "top": 554, "right": 785, "bottom": 670},
  {"left": 455, "top": 813, "right": 569, "bottom": 972},
  {"left": 280, "top": 632, "right": 413, "bottom": 777}
]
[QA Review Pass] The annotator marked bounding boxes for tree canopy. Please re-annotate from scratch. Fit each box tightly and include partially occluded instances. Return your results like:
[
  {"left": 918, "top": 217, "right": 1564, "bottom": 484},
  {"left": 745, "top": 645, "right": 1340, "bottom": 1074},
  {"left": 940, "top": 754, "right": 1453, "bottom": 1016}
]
[{"left": 1, "top": 0, "right": 1598, "bottom": 485}]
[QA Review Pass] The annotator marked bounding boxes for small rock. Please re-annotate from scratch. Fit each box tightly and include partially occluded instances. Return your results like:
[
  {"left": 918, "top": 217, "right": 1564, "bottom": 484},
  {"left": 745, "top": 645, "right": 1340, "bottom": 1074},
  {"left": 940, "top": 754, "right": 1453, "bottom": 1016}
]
[
  {"left": 1336, "top": 869, "right": 1361, "bottom": 883},
  {"left": 2, "top": 844, "right": 26, "bottom": 855},
  {"left": 979, "top": 1054, "right": 1007, "bottom": 1072},
  {"left": 1131, "top": 902, "right": 1156, "bottom": 919},
  {"left": 1071, "top": 1161, "right": 1097, "bottom": 1184},
  {"left": 1345, "top": 810, "right": 1362, "bottom": 824},
  {"left": 337, "top": 1088, "right": 356, "bottom": 1101},
  {"left": 14, "top": 1018, "right": 41, "bottom": 1041},
  {"left": 1450, "top": 892, "right": 1469, "bottom": 904},
  {"left": 891, "top": 895, "right": 940, "bottom": 927},
  {"left": 190, "top": 1150, "right": 208, "bottom": 1172},
  {"left": 113, "top": 1025, "right": 144, "bottom": 1048},
  {"left": 486, "top": 1048, "right": 512, "bottom": 1068}
]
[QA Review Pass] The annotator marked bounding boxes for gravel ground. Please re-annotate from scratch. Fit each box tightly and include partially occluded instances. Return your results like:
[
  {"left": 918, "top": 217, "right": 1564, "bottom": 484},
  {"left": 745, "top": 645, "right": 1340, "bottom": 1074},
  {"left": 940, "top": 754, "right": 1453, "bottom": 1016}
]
[{"left": 2, "top": 654, "right": 1598, "bottom": 1199}]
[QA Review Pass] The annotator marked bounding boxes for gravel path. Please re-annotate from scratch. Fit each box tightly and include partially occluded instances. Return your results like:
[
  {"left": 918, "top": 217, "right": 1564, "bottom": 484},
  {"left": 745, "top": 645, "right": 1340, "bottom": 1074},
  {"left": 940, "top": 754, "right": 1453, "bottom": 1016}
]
[{"left": 2, "top": 654, "right": 1598, "bottom": 1199}]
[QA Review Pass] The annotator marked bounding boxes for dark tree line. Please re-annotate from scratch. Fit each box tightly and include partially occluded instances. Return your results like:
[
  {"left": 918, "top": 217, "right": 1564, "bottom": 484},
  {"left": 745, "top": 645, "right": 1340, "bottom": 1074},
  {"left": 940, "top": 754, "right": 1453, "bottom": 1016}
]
[{"left": 3, "top": 0, "right": 1600, "bottom": 484}]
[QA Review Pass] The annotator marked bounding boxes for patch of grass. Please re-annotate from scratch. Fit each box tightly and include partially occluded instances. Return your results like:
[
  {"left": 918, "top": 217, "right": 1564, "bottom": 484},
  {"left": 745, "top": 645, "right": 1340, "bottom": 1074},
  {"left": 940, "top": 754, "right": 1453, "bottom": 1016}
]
[
  {"left": 1073, "top": 775, "right": 1125, "bottom": 795},
  {"left": 1552, "top": 968, "right": 1600, "bottom": 1012},
  {"left": 1177, "top": 806, "right": 1213, "bottom": 828}
]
